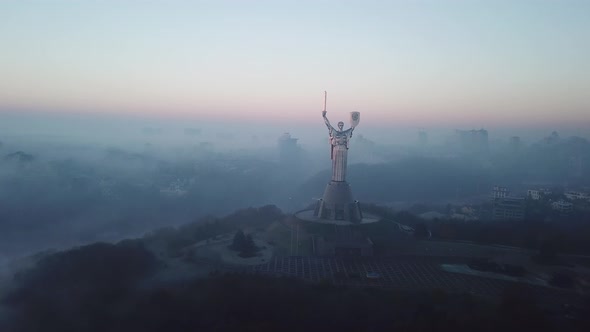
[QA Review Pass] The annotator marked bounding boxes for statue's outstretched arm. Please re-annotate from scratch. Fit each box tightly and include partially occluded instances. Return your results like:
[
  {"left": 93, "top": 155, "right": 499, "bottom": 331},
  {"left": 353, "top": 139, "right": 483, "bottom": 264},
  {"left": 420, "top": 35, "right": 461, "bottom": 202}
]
[{"left": 342, "top": 127, "right": 354, "bottom": 135}]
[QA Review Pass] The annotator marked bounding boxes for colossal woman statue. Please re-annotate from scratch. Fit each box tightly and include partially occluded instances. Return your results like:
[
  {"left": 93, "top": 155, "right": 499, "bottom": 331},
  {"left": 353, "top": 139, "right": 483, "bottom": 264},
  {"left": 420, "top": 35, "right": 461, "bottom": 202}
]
[
  {"left": 302, "top": 92, "right": 364, "bottom": 223},
  {"left": 322, "top": 109, "right": 360, "bottom": 182}
]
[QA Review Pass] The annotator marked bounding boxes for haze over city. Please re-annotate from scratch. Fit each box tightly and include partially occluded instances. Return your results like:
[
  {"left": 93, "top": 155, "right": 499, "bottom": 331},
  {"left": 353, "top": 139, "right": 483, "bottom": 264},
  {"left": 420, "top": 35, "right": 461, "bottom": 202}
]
[{"left": 1, "top": 1, "right": 590, "bottom": 331}]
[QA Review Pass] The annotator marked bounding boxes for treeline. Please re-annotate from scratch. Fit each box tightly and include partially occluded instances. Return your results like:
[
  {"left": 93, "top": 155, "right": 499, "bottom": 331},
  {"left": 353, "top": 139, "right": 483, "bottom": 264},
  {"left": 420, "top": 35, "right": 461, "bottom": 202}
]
[
  {"left": 425, "top": 218, "right": 590, "bottom": 255},
  {"left": 4, "top": 240, "right": 158, "bottom": 332},
  {"left": 362, "top": 204, "right": 590, "bottom": 255},
  {"left": 143, "top": 205, "right": 283, "bottom": 256}
]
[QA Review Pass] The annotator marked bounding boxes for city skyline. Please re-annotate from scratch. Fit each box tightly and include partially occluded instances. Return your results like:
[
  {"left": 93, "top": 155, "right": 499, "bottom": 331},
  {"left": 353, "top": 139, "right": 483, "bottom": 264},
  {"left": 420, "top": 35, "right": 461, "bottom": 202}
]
[{"left": 1, "top": 0, "right": 589, "bottom": 128}]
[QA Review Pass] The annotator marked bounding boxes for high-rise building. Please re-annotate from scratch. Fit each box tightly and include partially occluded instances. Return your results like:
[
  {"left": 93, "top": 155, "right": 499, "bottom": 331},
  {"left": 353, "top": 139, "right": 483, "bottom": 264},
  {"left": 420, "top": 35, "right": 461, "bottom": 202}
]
[
  {"left": 277, "top": 132, "right": 299, "bottom": 164},
  {"left": 492, "top": 197, "right": 525, "bottom": 221},
  {"left": 491, "top": 186, "right": 526, "bottom": 220},
  {"left": 454, "top": 129, "right": 489, "bottom": 153}
]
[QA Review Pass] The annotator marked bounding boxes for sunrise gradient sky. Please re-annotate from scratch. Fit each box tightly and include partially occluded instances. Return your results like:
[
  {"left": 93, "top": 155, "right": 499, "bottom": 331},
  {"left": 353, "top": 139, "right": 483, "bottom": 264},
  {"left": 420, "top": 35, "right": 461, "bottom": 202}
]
[{"left": 1, "top": 0, "right": 589, "bottom": 127}]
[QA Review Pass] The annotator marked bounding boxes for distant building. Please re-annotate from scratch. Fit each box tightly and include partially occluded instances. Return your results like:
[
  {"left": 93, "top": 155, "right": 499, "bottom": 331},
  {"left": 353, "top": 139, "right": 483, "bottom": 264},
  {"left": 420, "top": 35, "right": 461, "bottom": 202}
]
[
  {"left": 527, "top": 188, "right": 552, "bottom": 200},
  {"left": 4, "top": 151, "right": 34, "bottom": 163},
  {"left": 552, "top": 200, "right": 573, "bottom": 214},
  {"left": 543, "top": 131, "right": 560, "bottom": 144},
  {"left": 565, "top": 191, "right": 590, "bottom": 202},
  {"left": 353, "top": 134, "right": 378, "bottom": 162},
  {"left": 509, "top": 136, "right": 521, "bottom": 149},
  {"left": 451, "top": 206, "right": 478, "bottom": 221},
  {"left": 455, "top": 129, "right": 489, "bottom": 153},
  {"left": 492, "top": 196, "right": 526, "bottom": 221},
  {"left": 491, "top": 186, "right": 509, "bottom": 199},
  {"left": 277, "top": 132, "right": 299, "bottom": 164},
  {"left": 160, "top": 178, "right": 189, "bottom": 197}
]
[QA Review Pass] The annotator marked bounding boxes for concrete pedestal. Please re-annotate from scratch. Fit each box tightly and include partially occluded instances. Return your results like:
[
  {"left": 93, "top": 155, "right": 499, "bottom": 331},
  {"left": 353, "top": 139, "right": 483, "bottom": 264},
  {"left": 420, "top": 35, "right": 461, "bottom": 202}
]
[{"left": 313, "top": 181, "right": 362, "bottom": 223}]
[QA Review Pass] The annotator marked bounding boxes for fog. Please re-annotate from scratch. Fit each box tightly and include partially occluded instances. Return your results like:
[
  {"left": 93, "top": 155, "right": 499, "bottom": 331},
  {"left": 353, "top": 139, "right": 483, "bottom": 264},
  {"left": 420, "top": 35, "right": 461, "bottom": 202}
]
[{"left": 1, "top": 111, "right": 589, "bottom": 263}]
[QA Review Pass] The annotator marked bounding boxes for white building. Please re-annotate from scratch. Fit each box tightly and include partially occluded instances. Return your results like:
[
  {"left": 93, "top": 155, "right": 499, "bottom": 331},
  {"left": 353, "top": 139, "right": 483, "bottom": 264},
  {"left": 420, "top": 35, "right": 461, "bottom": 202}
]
[
  {"left": 159, "top": 178, "right": 189, "bottom": 197},
  {"left": 491, "top": 186, "right": 509, "bottom": 199},
  {"left": 564, "top": 191, "right": 590, "bottom": 202},
  {"left": 552, "top": 200, "right": 573, "bottom": 214},
  {"left": 527, "top": 188, "right": 552, "bottom": 200}
]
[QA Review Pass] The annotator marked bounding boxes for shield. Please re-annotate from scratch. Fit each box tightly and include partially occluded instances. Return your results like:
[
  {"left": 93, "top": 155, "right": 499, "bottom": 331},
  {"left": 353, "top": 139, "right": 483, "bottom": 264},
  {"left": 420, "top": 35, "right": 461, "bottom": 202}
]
[{"left": 350, "top": 111, "right": 360, "bottom": 127}]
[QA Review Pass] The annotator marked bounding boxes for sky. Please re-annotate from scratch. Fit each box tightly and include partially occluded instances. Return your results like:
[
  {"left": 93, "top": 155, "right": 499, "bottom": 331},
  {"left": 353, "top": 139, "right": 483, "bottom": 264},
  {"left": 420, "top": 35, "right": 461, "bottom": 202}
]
[{"left": 1, "top": 0, "right": 589, "bottom": 128}]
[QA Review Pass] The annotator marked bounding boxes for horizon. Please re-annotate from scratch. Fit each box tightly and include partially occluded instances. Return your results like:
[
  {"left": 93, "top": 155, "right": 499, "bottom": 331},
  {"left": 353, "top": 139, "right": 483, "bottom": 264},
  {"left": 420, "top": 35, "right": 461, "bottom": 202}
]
[{"left": 1, "top": 108, "right": 588, "bottom": 149}]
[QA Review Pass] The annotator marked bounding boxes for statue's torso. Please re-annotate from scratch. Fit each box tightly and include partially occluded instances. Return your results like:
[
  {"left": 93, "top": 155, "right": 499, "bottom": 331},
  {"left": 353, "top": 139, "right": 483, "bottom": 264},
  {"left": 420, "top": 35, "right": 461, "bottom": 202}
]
[{"left": 331, "top": 130, "right": 350, "bottom": 147}]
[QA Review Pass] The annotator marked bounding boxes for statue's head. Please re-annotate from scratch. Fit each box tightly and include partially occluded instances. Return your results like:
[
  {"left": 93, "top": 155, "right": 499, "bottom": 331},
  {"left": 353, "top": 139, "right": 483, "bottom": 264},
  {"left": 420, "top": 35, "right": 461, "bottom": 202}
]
[{"left": 337, "top": 121, "right": 344, "bottom": 130}]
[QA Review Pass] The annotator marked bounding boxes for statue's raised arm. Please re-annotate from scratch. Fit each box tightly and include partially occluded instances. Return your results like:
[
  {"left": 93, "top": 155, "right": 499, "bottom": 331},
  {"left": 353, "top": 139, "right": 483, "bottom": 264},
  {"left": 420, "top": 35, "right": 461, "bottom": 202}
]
[{"left": 322, "top": 110, "right": 336, "bottom": 134}]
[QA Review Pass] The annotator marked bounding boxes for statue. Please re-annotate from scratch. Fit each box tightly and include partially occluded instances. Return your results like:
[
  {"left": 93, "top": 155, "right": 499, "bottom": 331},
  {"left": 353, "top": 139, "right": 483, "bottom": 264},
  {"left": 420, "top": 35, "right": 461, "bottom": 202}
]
[
  {"left": 322, "top": 109, "right": 360, "bottom": 182},
  {"left": 298, "top": 92, "right": 363, "bottom": 223}
]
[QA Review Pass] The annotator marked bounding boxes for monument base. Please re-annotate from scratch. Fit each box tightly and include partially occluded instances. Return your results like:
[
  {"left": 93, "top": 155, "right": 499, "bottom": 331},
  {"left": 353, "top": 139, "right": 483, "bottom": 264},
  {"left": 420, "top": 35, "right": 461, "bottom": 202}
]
[
  {"left": 315, "top": 228, "right": 374, "bottom": 257},
  {"left": 294, "top": 209, "right": 380, "bottom": 225},
  {"left": 313, "top": 181, "right": 362, "bottom": 223}
]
